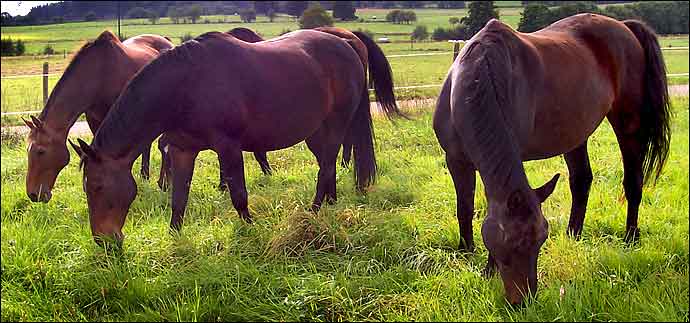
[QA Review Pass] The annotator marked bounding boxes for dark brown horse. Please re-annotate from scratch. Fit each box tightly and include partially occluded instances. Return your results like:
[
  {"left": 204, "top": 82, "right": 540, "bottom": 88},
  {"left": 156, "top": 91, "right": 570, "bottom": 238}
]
[
  {"left": 157, "top": 27, "right": 274, "bottom": 191},
  {"left": 434, "top": 14, "right": 670, "bottom": 304},
  {"left": 24, "top": 31, "right": 173, "bottom": 202},
  {"left": 70, "top": 29, "right": 403, "bottom": 245}
]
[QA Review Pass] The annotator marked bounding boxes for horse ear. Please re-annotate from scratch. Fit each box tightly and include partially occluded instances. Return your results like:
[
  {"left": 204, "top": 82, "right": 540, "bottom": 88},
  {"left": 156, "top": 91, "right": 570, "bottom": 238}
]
[
  {"left": 68, "top": 139, "right": 84, "bottom": 157},
  {"left": 30, "top": 115, "right": 43, "bottom": 129},
  {"left": 21, "top": 117, "right": 35, "bottom": 130},
  {"left": 534, "top": 173, "right": 560, "bottom": 203},
  {"left": 77, "top": 138, "right": 101, "bottom": 162}
]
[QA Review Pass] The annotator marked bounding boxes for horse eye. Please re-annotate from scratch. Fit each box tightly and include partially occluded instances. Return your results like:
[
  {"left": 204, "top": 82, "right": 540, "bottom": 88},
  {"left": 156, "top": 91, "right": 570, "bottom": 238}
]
[{"left": 36, "top": 150, "right": 46, "bottom": 156}]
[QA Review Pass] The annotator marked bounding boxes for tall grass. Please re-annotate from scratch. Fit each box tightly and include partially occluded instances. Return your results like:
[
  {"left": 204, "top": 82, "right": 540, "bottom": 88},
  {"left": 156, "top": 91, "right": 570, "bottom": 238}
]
[{"left": 1, "top": 98, "right": 687, "bottom": 321}]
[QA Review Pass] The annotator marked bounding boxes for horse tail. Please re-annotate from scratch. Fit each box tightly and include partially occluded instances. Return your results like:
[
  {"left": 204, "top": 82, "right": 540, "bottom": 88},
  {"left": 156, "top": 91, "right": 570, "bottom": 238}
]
[
  {"left": 351, "top": 31, "right": 407, "bottom": 119},
  {"left": 350, "top": 84, "right": 377, "bottom": 191},
  {"left": 624, "top": 20, "right": 672, "bottom": 185}
]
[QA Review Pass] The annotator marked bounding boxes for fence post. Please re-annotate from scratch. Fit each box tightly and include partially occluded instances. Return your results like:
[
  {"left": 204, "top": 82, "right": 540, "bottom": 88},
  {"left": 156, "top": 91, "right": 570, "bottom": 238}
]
[{"left": 43, "top": 62, "right": 49, "bottom": 105}]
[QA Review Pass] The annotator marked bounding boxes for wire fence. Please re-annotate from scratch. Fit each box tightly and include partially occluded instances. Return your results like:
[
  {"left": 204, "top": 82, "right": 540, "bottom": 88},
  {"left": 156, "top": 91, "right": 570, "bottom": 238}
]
[{"left": 2, "top": 46, "right": 688, "bottom": 116}]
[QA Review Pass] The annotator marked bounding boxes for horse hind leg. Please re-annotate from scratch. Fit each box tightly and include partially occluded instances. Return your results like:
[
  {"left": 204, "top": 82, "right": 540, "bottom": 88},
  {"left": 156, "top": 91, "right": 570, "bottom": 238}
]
[
  {"left": 216, "top": 141, "right": 252, "bottom": 223},
  {"left": 564, "top": 141, "right": 593, "bottom": 239},
  {"left": 140, "top": 144, "right": 151, "bottom": 180},
  {"left": 607, "top": 111, "right": 643, "bottom": 243},
  {"left": 306, "top": 123, "right": 345, "bottom": 213}
]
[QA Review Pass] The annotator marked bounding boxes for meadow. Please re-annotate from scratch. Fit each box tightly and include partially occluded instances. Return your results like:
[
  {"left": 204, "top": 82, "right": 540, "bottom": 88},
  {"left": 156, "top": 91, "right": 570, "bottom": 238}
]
[{"left": 1, "top": 95, "right": 688, "bottom": 321}]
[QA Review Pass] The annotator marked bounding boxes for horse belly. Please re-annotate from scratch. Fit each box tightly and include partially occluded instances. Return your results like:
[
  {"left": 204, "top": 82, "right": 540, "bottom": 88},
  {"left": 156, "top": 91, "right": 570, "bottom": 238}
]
[{"left": 240, "top": 110, "right": 329, "bottom": 152}]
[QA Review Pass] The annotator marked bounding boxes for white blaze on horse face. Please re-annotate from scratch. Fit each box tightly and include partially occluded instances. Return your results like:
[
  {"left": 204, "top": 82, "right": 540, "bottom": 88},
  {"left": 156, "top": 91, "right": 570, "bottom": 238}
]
[
  {"left": 164, "top": 144, "right": 169, "bottom": 154},
  {"left": 83, "top": 174, "right": 87, "bottom": 192},
  {"left": 27, "top": 142, "right": 33, "bottom": 153}
]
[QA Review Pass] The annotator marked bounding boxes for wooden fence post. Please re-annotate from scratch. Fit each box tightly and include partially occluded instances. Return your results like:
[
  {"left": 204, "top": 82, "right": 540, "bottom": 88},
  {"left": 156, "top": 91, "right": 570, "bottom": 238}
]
[{"left": 43, "top": 62, "right": 49, "bottom": 105}]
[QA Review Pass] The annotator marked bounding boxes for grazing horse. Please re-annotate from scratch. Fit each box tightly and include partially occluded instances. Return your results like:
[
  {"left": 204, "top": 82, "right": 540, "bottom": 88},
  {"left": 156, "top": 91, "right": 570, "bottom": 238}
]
[
  {"left": 24, "top": 30, "right": 173, "bottom": 202},
  {"left": 433, "top": 14, "right": 670, "bottom": 304},
  {"left": 156, "top": 27, "right": 275, "bottom": 191},
  {"left": 70, "top": 30, "right": 403, "bottom": 245}
]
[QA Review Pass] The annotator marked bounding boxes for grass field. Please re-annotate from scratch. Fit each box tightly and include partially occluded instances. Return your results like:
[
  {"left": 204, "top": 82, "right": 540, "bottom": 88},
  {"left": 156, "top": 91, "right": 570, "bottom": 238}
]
[
  {"left": 1, "top": 96, "right": 688, "bottom": 321},
  {"left": 1, "top": 38, "right": 687, "bottom": 117}
]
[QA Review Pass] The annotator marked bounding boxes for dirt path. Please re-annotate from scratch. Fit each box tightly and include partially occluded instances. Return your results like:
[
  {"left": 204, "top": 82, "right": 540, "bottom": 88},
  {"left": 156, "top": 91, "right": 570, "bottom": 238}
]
[{"left": 4, "top": 85, "right": 687, "bottom": 137}]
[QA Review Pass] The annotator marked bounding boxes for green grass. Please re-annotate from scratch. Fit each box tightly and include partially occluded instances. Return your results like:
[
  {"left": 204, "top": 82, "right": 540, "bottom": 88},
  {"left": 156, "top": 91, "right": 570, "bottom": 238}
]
[{"left": 1, "top": 97, "right": 688, "bottom": 321}]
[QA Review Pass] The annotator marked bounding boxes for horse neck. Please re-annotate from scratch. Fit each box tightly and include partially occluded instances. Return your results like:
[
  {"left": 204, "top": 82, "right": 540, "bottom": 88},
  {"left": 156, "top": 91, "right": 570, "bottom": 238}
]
[
  {"left": 455, "top": 38, "right": 532, "bottom": 201},
  {"left": 40, "top": 43, "right": 129, "bottom": 134},
  {"left": 91, "top": 59, "right": 181, "bottom": 163}
]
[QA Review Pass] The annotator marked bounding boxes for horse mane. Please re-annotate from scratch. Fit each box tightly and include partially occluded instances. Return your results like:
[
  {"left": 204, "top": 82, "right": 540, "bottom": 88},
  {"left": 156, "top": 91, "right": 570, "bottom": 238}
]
[
  {"left": 227, "top": 27, "right": 264, "bottom": 43},
  {"left": 454, "top": 32, "right": 529, "bottom": 198},
  {"left": 91, "top": 34, "right": 216, "bottom": 156},
  {"left": 39, "top": 30, "right": 120, "bottom": 121}
]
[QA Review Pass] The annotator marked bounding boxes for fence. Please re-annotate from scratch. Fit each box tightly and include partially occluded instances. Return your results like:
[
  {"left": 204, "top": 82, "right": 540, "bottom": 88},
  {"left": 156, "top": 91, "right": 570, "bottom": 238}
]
[{"left": 2, "top": 45, "right": 689, "bottom": 117}]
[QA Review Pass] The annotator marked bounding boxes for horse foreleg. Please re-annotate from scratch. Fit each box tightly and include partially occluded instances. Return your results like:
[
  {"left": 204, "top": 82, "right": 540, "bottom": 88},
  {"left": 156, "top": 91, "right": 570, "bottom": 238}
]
[
  {"left": 446, "top": 154, "right": 477, "bottom": 252},
  {"left": 169, "top": 145, "right": 198, "bottom": 232},
  {"left": 254, "top": 151, "right": 272, "bottom": 175},
  {"left": 217, "top": 143, "right": 252, "bottom": 223},
  {"left": 564, "top": 141, "right": 593, "bottom": 239},
  {"left": 306, "top": 136, "right": 340, "bottom": 213},
  {"left": 140, "top": 144, "right": 151, "bottom": 180},
  {"left": 157, "top": 138, "right": 172, "bottom": 191}
]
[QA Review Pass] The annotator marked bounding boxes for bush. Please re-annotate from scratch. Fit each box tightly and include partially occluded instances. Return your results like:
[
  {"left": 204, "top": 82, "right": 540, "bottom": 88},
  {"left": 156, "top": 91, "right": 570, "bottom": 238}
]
[
  {"left": 240, "top": 8, "right": 257, "bottom": 23},
  {"left": 449, "top": 17, "right": 460, "bottom": 24},
  {"left": 85, "top": 11, "right": 97, "bottom": 21},
  {"left": 15, "top": 39, "right": 25, "bottom": 55},
  {"left": 386, "top": 9, "right": 417, "bottom": 24},
  {"left": 462, "top": 1, "right": 499, "bottom": 37},
  {"left": 1, "top": 38, "right": 15, "bottom": 56},
  {"left": 411, "top": 25, "right": 429, "bottom": 42},
  {"left": 148, "top": 11, "right": 159, "bottom": 24},
  {"left": 43, "top": 44, "right": 55, "bottom": 55},
  {"left": 127, "top": 7, "right": 150, "bottom": 19},
  {"left": 333, "top": 1, "right": 357, "bottom": 21},
  {"left": 518, "top": 3, "right": 551, "bottom": 32},
  {"left": 298, "top": 4, "right": 333, "bottom": 29}
]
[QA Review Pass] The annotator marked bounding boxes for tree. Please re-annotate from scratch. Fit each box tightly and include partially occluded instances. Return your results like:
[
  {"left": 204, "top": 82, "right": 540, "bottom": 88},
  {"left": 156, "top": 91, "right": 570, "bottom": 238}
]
[
  {"left": 148, "top": 10, "right": 159, "bottom": 24},
  {"left": 400, "top": 10, "right": 417, "bottom": 24},
  {"left": 15, "top": 39, "right": 25, "bottom": 55},
  {"left": 286, "top": 1, "right": 309, "bottom": 18},
  {"left": 411, "top": 25, "right": 429, "bottom": 42},
  {"left": 267, "top": 9, "right": 277, "bottom": 22},
  {"left": 333, "top": 1, "right": 357, "bottom": 21},
  {"left": 386, "top": 9, "right": 402, "bottom": 23},
  {"left": 517, "top": 3, "right": 551, "bottom": 32},
  {"left": 168, "top": 7, "right": 182, "bottom": 24},
  {"left": 186, "top": 5, "right": 202, "bottom": 24},
  {"left": 461, "top": 1, "right": 499, "bottom": 37},
  {"left": 448, "top": 16, "right": 459, "bottom": 24},
  {"left": 84, "top": 11, "right": 97, "bottom": 21},
  {"left": 254, "top": 1, "right": 278, "bottom": 15},
  {"left": 1, "top": 12, "right": 12, "bottom": 26},
  {"left": 438, "top": 1, "right": 465, "bottom": 9},
  {"left": 299, "top": 4, "right": 334, "bottom": 29},
  {"left": 126, "top": 7, "right": 150, "bottom": 19},
  {"left": 240, "top": 8, "right": 257, "bottom": 23}
]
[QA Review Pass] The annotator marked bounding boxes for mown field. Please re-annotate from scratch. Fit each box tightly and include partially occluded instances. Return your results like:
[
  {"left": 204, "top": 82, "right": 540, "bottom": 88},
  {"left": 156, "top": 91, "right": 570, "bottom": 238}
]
[{"left": 1, "top": 96, "right": 688, "bottom": 321}]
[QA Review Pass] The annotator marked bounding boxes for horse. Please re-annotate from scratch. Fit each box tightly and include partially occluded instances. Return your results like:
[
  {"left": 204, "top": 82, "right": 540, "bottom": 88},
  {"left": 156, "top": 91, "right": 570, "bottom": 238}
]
[
  {"left": 433, "top": 14, "right": 670, "bottom": 304},
  {"left": 157, "top": 26, "right": 400, "bottom": 189},
  {"left": 156, "top": 27, "right": 276, "bottom": 191},
  {"left": 24, "top": 30, "right": 174, "bottom": 203},
  {"left": 69, "top": 29, "right": 403, "bottom": 245}
]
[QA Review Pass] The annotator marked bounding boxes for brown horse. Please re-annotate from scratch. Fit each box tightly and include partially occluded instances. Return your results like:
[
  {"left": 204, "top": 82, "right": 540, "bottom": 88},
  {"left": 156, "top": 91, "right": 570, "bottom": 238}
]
[
  {"left": 158, "top": 26, "right": 399, "bottom": 189},
  {"left": 70, "top": 29, "right": 403, "bottom": 245},
  {"left": 434, "top": 14, "right": 670, "bottom": 304},
  {"left": 157, "top": 27, "right": 275, "bottom": 191},
  {"left": 24, "top": 30, "right": 173, "bottom": 202}
]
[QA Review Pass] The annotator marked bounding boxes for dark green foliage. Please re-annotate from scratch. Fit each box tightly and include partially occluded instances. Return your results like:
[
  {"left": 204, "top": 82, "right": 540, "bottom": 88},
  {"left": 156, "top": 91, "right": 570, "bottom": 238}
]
[
  {"left": 461, "top": 1, "right": 499, "bottom": 37},
  {"left": 411, "top": 25, "right": 429, "bottom": 41},
  {"left": 386, "top": 9, "right": 417, "bottom": 24},
  {"left": 84, "top": 11, "right": 97, "bottom": 21},
  {"left": 285, "top": 1, "right": 309, "bottom": 17},
  {"left": 299, "top": 4, "right": 334, "bottom": 29},
  {"left": 126, "top": 7, "right": 150, "bottom": 19},
  {"left": 43, "top": 44, "right": 55, "bottom": 55},
  {"left": 240, "top": 8, "right": 257, "bottom": 23},
  {"left": 518, "top": 3, "right": 552, "bottom": 32},
  {"left": 333, "top": 1, "right": 358, "bottom": 21}
]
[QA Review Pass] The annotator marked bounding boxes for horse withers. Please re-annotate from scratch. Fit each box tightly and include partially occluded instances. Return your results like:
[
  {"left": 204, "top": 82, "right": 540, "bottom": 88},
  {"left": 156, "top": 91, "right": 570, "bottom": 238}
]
[
  {"left": 70, "top": 29, "right": 403, "bottom": 245},
  {"left": 434, "top": 14, "right": 670, "bottom": 304}
]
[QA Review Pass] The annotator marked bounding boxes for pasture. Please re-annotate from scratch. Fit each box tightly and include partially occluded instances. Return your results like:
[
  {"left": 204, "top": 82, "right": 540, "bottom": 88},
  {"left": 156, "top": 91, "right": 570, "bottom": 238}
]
[{"left": 1, "top": 95, "right": 688, "bottom": 321}]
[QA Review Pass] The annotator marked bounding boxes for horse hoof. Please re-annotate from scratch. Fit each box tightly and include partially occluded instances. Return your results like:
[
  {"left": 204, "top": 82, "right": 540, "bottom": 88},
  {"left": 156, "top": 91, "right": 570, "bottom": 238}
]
[
  {"left": 624, "top": 227, "right": 640, "bottom": 244},
  {"left": 240, "top": 211, "right": 253, "bottom": 224}
]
